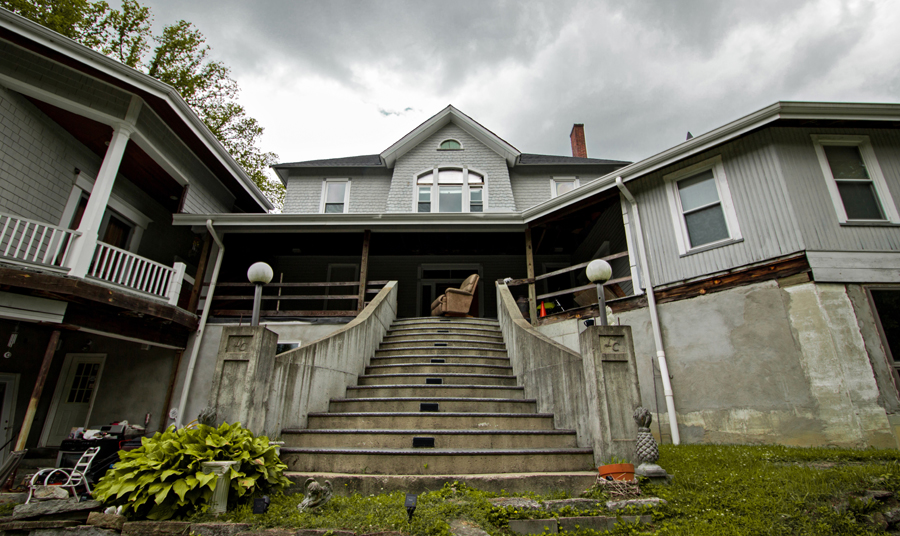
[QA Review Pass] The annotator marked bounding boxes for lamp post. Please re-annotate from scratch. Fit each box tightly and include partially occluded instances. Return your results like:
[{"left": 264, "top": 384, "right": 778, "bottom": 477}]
[
  {"left": 585, "top": 259, "right": 612, "bottom": 326},
  {"left": 247, "top": 262, "right": 273, "bottom": 327}
]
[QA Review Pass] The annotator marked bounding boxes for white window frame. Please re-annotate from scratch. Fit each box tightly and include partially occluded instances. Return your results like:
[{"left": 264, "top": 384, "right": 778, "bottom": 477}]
[
  {"left": 664, "top": 155, "right": 742, "bottom": 255},
  {"left": 320, "top": 178, "right": 351, "bottom": 214},
  {"left": 551, "top": 177, "right": 580, "bottom": 198},
  {"left": 438, "top": 138, "right": 463, "bottom": 151},
  {"left": 810, "top": 134, "right": 899, "bottom": 224},
  {"left": 414, "top": 167, "right": 487, "bottom": 213}
]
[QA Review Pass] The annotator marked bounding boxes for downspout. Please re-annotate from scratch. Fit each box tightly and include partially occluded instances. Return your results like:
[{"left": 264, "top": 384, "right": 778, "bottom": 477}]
[
  {"left": 616, "top": 177, "right": 681, "bottom": 445},
  {"left": 175, "top": 219, "right": 224, "bottom": 427}
]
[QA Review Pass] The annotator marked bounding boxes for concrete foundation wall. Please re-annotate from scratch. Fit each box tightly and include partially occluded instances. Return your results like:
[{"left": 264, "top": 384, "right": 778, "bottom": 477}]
[
  {"left": 616, "top": 279, "right": 895, "bottom": 447},
  {"left": 169, "top": 320, "right": 346, "bottom": 428}
]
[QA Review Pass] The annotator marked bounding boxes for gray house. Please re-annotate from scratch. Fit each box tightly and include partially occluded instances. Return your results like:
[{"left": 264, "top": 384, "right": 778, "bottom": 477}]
[
  {"left": 0, "top": 8, "right": 270, "bottom": 463},
  {"left": 173, "top": 102, "right": 900, "bottom": 451}
]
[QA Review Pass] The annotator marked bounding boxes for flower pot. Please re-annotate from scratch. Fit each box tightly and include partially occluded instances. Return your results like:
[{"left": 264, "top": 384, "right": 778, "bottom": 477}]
[{"left": 598, "top": 463, "right": 635, "bottom": 481}]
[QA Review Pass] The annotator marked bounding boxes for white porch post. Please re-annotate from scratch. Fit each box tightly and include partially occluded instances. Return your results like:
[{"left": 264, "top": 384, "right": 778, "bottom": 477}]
[{"left": 65, "top": 124, "right": 134, "bottom": 277}]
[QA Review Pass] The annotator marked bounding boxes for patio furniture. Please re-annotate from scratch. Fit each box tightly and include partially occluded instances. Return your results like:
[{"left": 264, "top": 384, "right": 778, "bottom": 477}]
[
  {"left": 25, "top": 446, "right": 100, "bottom": 503},
  {"left": 431, "top": 274, "right": 479, "bottom": 316}
]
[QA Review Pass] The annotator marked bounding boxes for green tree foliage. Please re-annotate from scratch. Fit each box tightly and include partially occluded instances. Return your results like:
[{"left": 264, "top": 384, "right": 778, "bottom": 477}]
[{"left": 0, "top": 0, "right": 284, "bottom": 210}]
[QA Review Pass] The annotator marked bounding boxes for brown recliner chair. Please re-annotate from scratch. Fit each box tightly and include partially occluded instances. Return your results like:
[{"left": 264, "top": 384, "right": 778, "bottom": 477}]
[{"left": 431, "top": 274, "right": 479, "bottom": 317}]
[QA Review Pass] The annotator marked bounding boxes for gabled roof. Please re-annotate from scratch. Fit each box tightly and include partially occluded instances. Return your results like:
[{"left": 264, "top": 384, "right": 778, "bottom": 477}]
[
  {"left": 274, "top": 154, "right": 384, "bottom": 168},
  {"left": 523, "top": 101, "right": 900, "bottom": 222},
  {"left": 380, "top": 105, "right": 520, "bottom": 167}
]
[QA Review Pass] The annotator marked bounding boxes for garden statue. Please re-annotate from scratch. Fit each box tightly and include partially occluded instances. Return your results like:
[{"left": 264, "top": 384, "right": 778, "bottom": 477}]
[
  {"left": 633, "top": 407, "right": 671, "bottom": 483},
  {"left": 298, "top": 478, "right": 333, "bottom": 512}
]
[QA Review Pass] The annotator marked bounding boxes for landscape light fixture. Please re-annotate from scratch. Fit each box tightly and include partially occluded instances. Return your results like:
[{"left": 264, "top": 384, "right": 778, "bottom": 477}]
[
  {"left": 247, "top": 262, "right": 274, "bottom": 326},
  {"left": 253, "top": 496, "right": 270, "bottom": 514},
  {"left": 585, "top": 259, "right": 612, "bottom": 326},
  {"left": 405, "top": 493, "right": 418, "bottom": 522}
]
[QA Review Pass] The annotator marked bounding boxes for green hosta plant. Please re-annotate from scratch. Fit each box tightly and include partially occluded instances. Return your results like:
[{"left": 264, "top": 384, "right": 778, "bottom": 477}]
[{"left": 93, "top": 422, "right": 291, "bottom": 520}]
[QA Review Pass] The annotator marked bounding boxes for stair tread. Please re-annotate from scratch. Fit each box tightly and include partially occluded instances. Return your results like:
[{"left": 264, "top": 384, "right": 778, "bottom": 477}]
[
  {"left": 283, "top": 428, "right": 575, "bottom": 434},
  {"left": 367, "top": 364, "right": 512, "bottom": 370},
  {"left": 370, "top": 354, "right": 510, "bottom": 359},
  {"left": 360, "top": 372, "right": 514, "bottom": 378},
  {"left": 348, "top": 384, "right": 523, "bottom": 389},
  {"left": 281, "top": 447, "right": 592, "bottom": 454},
  {"left": 331, "top": 397, "right": 534, "bottom": 402},
  {"left": 308, "top": 411, "right": 554, "bottom": 417}
]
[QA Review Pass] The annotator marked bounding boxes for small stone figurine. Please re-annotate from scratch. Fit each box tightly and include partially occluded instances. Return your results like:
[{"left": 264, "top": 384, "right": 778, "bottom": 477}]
[
  {"left": 633, "top": 407, "right": 671, "bottom": 483},
  {"left": 298, "top": 478, "right": 333, "bottom": 512}
]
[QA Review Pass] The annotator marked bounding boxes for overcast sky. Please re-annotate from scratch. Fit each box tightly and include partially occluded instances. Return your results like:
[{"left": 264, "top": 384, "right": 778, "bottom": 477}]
[{"left": 127, "top": 0, "right": 899, "bottom": 168}]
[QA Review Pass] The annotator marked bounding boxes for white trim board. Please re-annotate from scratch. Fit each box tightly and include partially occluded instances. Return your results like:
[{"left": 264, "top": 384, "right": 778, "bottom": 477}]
[{"left": 807, "top": 251, "right": 900, "bottom": 283}]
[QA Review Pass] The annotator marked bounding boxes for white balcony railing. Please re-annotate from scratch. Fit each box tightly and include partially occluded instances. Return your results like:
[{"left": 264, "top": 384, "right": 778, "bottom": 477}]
[
  {"left": 0, "top": 212, "right": 80, "bottom": 270},
  {"left": 88, "top": 242, "right": 186, "bottom": 305}
]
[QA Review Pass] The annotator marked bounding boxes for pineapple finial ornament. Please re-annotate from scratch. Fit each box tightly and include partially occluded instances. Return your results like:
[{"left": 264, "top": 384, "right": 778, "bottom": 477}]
[{"left": 633, "top": 407, "right": 671, "bottom": 483}]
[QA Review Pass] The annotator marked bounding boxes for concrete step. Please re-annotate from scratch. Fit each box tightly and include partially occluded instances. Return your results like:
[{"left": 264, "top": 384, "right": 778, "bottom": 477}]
[
  {"left": 365, "top": 363, "right": 513, "bottom": 376},
  {"left": 374, "top": 347, "right": 508, "bottom": 358},
  {"left": 345, "top": 384, "right": 526, "bottom": 399},
  {"left": 284, "top": 471, "right": 598, "bottom": 496},
  {"left": 369, "top": 355, "right": 511, "bottom": 366},
  {"left": 280, "top": 448, "right": 595, "bottom": 475},
  {"left": 328, "top": 397, "right": 537, "bottom": 413},
  {"left": 388, "top": 326, "right": 502, "bottom": 337},
  {"left": 281, "top": 429, "right": 578, "bottom": 449},
  {"left": 393, "top": 317, "right": 499, "bottom": 326},
  {"left": 358, "top": 373, "right": 517, "bottom": 386},
  {"left": 383, "top": 333, "right": 504, "bottom": 343},
  {"left": 378, "top": 340, "right": 506, "bottom": 350},
  {"left": 306, "top": 412, "right": 556, "bottom": 430}
]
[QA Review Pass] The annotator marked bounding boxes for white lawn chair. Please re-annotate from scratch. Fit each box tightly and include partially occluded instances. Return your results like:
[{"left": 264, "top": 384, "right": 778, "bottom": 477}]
[{"left": 25, "top": 446, "right": 100, "bottom": 503}]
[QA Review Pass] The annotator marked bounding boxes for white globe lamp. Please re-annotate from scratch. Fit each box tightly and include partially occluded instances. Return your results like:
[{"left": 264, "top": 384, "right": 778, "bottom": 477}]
[
  {"left": 247, "top": 262, "right": 274, "bottom": 326},
  {"left": 585, "top": 259, "right": 612, "bottom": 326}
]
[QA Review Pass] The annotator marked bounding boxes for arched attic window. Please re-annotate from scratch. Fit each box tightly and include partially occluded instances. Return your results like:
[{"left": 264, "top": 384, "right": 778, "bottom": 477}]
[
  {"left": 439, "top": 139, "right": 462, "bottom": 150},
  {"left": 417, "top": 168, "right": 484, "bottom": 213}
]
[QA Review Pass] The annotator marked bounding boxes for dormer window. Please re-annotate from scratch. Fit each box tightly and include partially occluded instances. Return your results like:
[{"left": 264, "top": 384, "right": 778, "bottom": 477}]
[
  {"left": 417, "top": 168, "right": 484, "bottom": 213},
  {"left": 439, "top": 139, "right": 462, "bottom": 150}
]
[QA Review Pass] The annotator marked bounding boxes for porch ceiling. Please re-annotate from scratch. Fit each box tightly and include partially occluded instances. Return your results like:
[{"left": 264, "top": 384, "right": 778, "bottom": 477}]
[{"left": 28, "top": 98, "right": 184, "bottom": 212}]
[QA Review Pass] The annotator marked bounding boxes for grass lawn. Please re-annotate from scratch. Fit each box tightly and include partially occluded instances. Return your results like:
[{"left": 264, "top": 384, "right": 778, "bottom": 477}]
[{"left": 219, "top": 444, "right": 900, "bottom": 535}]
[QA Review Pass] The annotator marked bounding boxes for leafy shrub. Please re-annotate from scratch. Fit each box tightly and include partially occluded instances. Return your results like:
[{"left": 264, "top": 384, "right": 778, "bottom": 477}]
[{"left": 93, "top": 422, "right": 291, "bottom": 520}]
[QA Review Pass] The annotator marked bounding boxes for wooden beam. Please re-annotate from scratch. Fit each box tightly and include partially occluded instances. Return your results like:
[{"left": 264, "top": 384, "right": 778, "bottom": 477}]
[
  {"left": 524, "top": 227, "right": 537, "bottom": 325},
  {"left": 213, "top": 295, "right": 359, "bottom": 300},
  {"left": 62, "top": 304, "right": 189, "bottom": 348},
  {"left": 504, "top": 251, "right": 630, "bottom": 286},
  {"left": 0, "top": 266, "right": 198, "bottom": 329},
  {"left": 15, "top": 330, "right": 60, "bottom": 451},
  {"left": 535, "top": 276, "right": 632, "bottom": 301},
  {"left": 187, "top": 231, "right": 212, "bottom": 314},
  {"left": 211, "top": 309, "right": 357, "bottom": 317},
  {"left": 358, "top": 230, "right": 371, "bottom": 313}
]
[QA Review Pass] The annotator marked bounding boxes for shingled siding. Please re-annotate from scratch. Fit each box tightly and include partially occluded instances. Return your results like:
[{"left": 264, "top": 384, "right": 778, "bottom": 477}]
[
  {"left": 385, "top": 124, "right": 516, "bottom": 212},
  {"left": 136, "top": 108, "right": 235, "bottom": 215},
  {"left": 0, "top": 41, "right": 131, "bottom": 120},
  {"left": 283, "top": 172, "right": 392, "bottom": 213},
  {"left": 0, "top": 85, "right": 101, "bottom": 223},
  {"left": 509, "top": 173, "right": 553, "bottom": 210}
]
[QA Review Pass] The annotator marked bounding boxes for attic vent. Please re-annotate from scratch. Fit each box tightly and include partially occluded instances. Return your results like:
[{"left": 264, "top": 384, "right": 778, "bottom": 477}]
[{"left": 439, "top": 139, "right": 461, "bottom": 150}]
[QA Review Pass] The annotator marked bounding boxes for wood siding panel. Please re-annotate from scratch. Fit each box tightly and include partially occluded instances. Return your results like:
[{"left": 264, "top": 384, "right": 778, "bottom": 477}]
[
  {"left": 630, "top": 129, "right": 804, "bottom": 286},
  {"left": 771, "top": 127, "right": 900, "bottom": 253}
]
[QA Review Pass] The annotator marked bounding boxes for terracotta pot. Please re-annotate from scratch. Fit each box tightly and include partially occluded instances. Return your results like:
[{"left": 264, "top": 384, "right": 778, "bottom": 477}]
[{"left": 598, "top": 463, "right": 635, "bottom": 481}]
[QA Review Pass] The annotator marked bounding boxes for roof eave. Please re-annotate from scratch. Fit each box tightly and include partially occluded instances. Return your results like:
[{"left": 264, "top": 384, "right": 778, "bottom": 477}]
[{"left": 0, "top": 8, "right": 273, "bottom": 212}]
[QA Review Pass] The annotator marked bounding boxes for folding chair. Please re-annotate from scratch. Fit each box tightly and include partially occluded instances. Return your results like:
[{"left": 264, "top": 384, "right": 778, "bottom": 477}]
[{"left": 26, "top": 446, "right": 100, "bottom": 503}]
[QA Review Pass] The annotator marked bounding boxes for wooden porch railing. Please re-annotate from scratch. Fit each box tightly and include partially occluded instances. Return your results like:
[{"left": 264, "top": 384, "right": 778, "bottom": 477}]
[
  {"left": 504, "top": 250, "right": 633, "bottom": 324},
  {"left": 0, "top": 212, "right": 81, "bottom": 270},
  {"left": 206, "top": 280, "right": 390, "bottom": 318},
  {"left": 88, "top": 242, "right": 186, "bottom": 304}
]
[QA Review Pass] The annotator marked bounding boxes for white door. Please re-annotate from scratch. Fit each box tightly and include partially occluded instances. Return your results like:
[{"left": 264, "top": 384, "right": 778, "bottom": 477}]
[
  {"left": 0, "top": 374, "right": 18, "bottom": 462},
  {"left": 39, "top": 354, "right": 105, "bottom": 447}
]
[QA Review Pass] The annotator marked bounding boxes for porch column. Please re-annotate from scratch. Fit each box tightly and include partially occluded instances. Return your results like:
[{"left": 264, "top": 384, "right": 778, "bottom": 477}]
[
  {"left": 66, "top": 124, "right": 134, "bottom": 277},
  {"left": 524, "top": 227, "right": 537, "bottom": 325},
  {"left": 357, "top": 230, "right": 371, "bottom": 312}
]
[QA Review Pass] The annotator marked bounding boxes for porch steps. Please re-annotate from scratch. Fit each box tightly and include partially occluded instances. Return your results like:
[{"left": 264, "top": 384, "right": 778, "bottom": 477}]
[{"left": 280, "top": 316, "right": 594, "bottom": 486}]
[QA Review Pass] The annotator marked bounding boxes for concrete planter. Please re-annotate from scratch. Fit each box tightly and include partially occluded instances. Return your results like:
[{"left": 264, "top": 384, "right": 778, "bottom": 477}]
[
  {"left": 598, "top": 463, "right": 634, "bottom": 481},
  {"left": 201, "top": 461, "right": 238, "bottom": 514}
]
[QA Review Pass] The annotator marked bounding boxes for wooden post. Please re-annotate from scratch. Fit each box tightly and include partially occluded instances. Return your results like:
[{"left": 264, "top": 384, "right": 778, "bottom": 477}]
[
  {"left": 524, "top": 228, "right": 537, "bottom": 325},
  {"left": 187, "top": 232, "right": 212, "bottom": 314},
  {"left": 15, "top": 330, "right": 60, "bottom": 451},
  {"left": 358, "top": 230, "right": 371, "bottom": 312}
]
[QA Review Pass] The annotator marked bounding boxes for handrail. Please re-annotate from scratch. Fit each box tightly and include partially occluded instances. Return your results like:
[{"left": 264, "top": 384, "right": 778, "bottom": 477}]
[
  {"left": 87, "top": 241, "right": 185, "bottom": 303},
  {"left": 0, "top": 212, "right": 81, "bottom": 269}
]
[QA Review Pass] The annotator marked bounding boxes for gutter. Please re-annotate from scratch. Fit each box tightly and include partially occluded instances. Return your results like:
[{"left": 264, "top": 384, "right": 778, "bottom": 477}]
[
  {"left": 174, "top": 219, "right": 224, "bottom": 427},
  {"left": 615, "top": 177, "right": 680, "bottom": 445}
]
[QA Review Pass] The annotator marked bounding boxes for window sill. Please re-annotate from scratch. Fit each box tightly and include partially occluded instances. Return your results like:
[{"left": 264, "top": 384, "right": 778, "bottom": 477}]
[
  {"left": 839, "top": 221, "right": 900, "bottom": 227},
  {"left": 679, "top": 238, "right": 744, "bottom": 258},
  {"left": 436, "top": 148, "right": 463, "bottom": 151}
]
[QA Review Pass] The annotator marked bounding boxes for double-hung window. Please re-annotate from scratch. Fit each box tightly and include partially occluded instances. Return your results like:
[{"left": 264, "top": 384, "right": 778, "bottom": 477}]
[
  {"left": 811, "top": 135, "right": 899, "bottom": 224},
  {"left": 321, "top": 179, "right": 350, "bottom": 213},
  {"left": 664, "top": 156, "right": 742, "bottom": 255},
  {"left": 416, "top": 168, "right": 485, "bottom": 213}
]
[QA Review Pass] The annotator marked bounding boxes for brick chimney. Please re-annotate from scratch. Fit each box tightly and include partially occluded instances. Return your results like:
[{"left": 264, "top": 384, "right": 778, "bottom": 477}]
[{"left": 570, "top": 124, "right": 587, "bottom": 158}]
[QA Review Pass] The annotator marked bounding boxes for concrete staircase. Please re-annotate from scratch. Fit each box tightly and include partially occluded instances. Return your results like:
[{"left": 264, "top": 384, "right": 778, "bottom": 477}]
[{"left": 280, "top": 317, "right": 594, "bottom": 481}]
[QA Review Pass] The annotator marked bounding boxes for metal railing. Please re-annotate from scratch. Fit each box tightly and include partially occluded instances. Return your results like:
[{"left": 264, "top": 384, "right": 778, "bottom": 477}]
[
  {"left": 88, "top": 242, "right": 186, "bottom": 304},
  {"left": 0, "top": 212, "right": 81, "bottom": 270}
]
